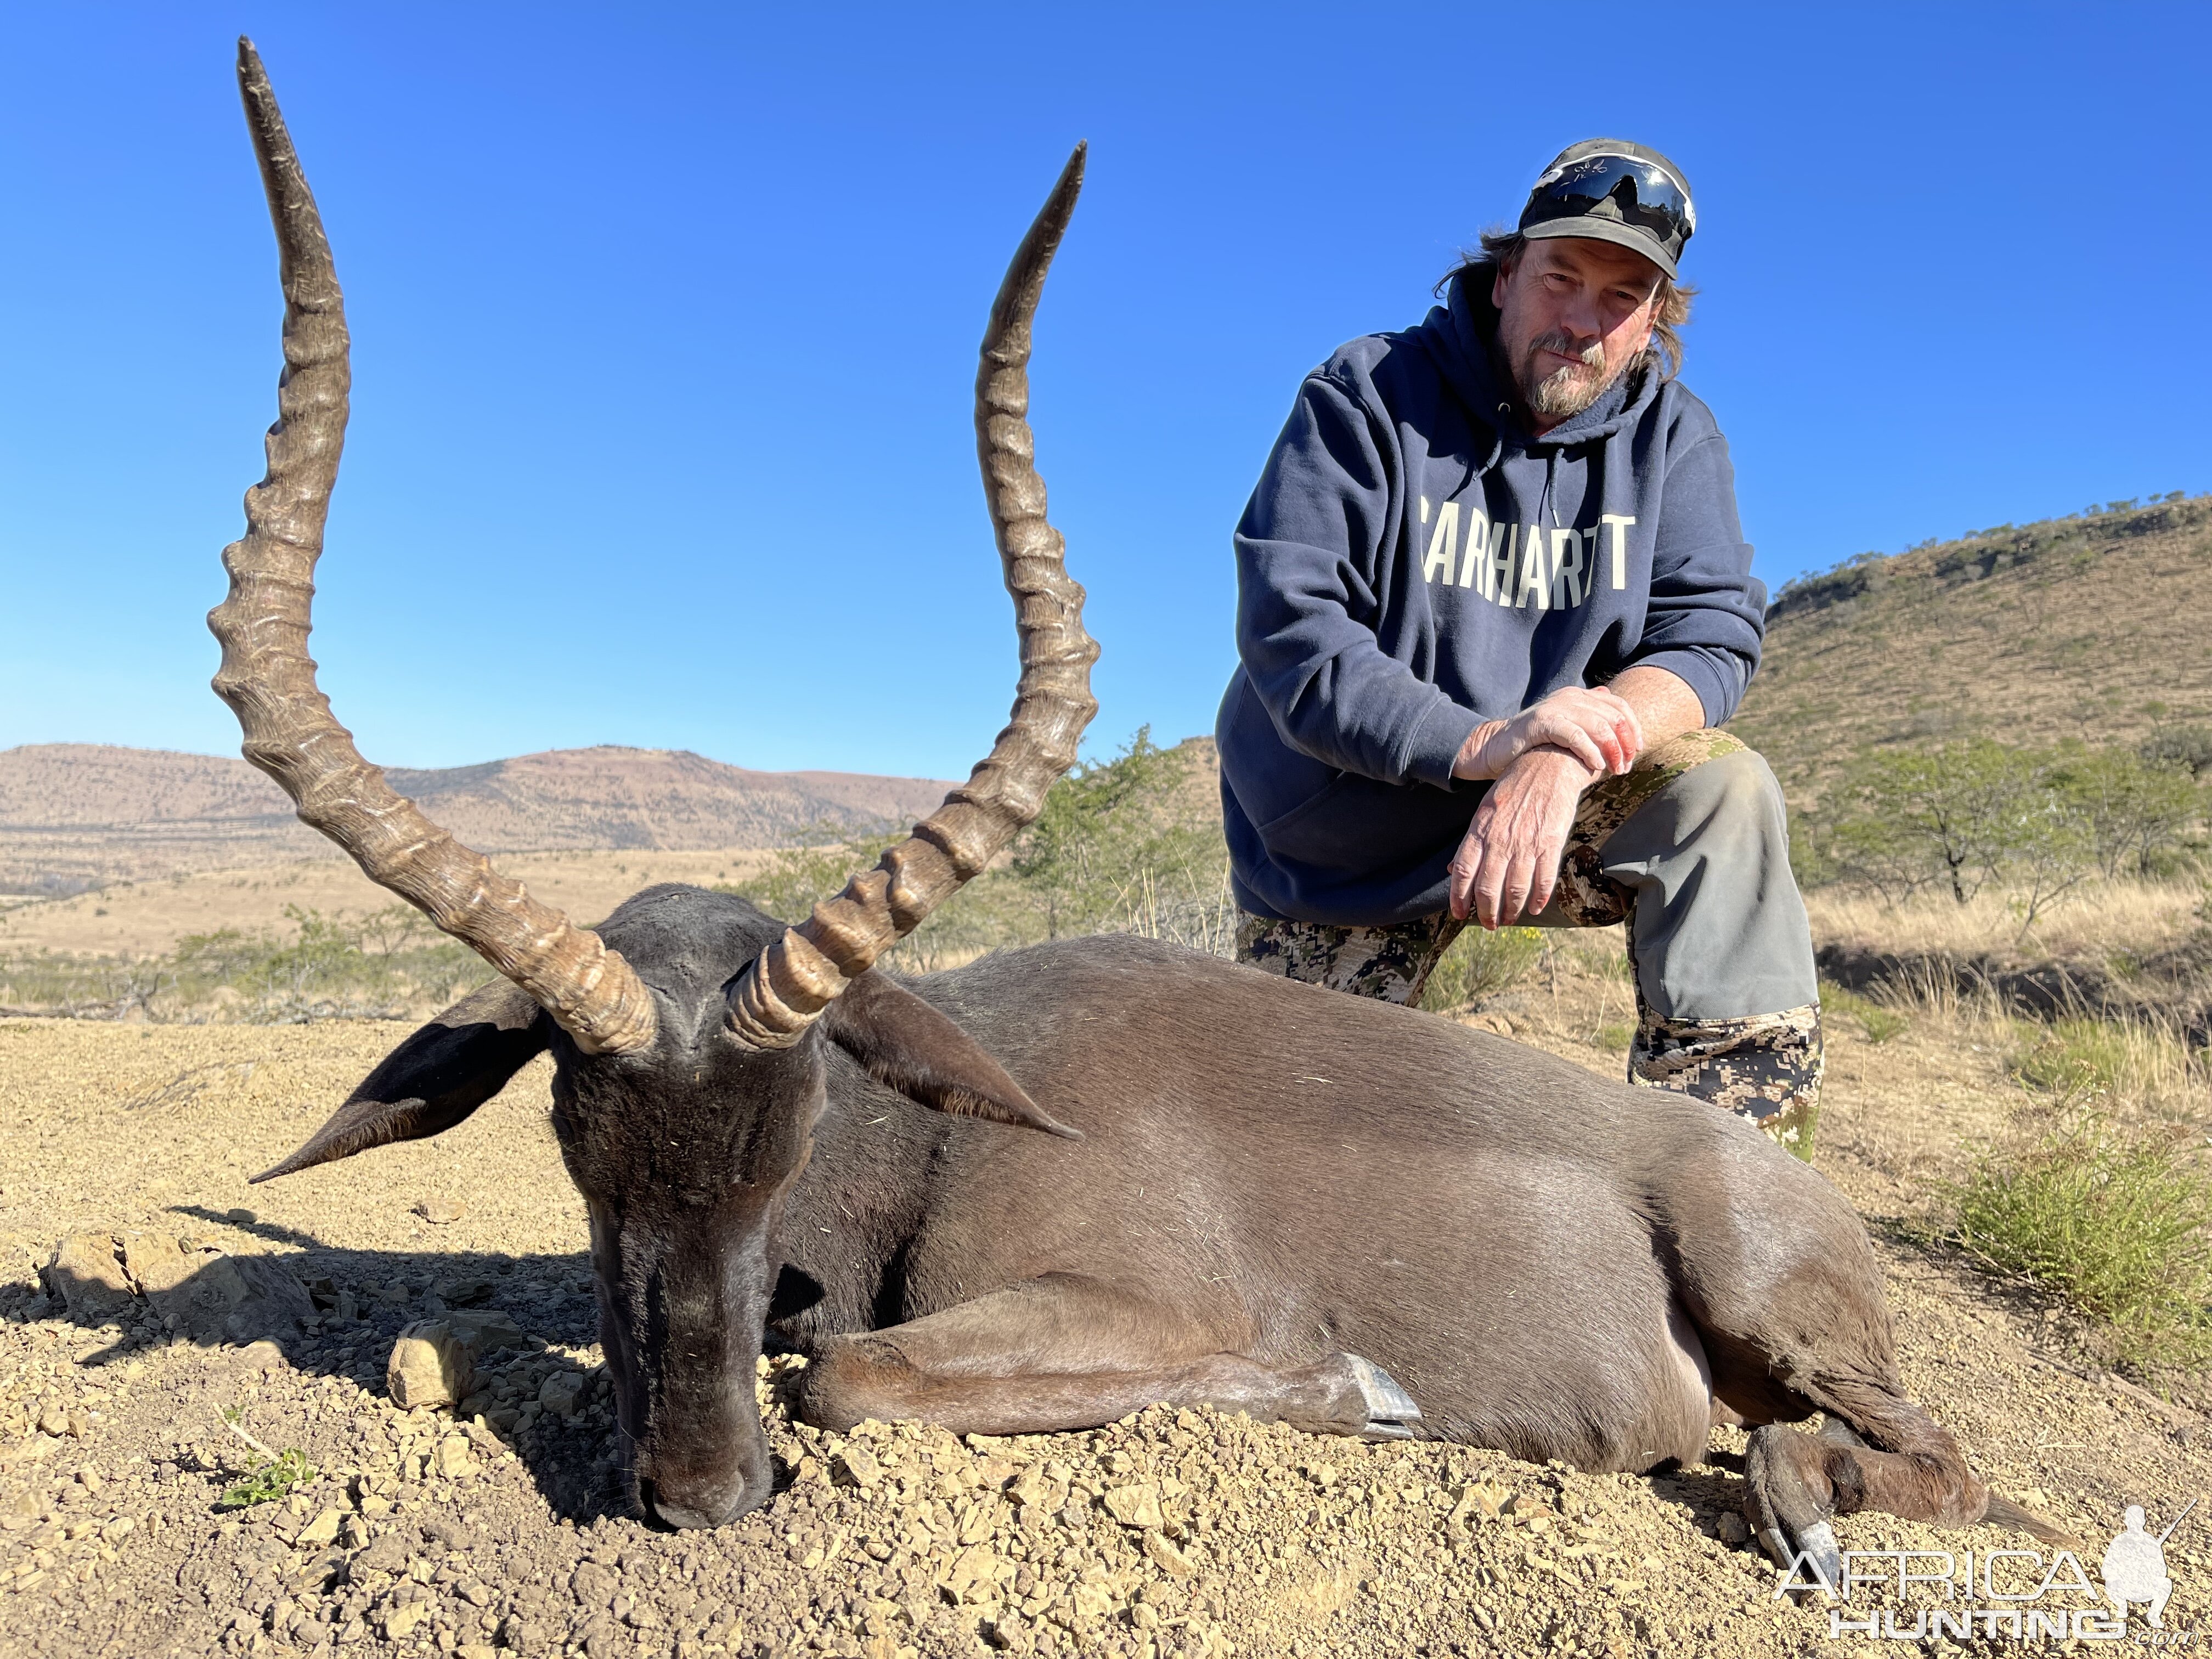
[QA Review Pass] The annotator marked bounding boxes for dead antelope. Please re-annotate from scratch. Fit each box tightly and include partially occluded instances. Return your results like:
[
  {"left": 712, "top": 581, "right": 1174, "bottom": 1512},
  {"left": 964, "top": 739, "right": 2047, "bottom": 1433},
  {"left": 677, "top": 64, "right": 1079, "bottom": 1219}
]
[{"left": 222, "top": 38, "right": 2063, "bottom": 1581}]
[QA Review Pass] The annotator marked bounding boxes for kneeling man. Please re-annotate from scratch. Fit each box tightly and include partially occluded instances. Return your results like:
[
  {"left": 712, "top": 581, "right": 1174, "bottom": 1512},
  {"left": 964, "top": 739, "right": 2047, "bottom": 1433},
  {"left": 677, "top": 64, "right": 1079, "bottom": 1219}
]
[{"left": 1218, "top": 139, "right": 1822, "bottom": 1155}]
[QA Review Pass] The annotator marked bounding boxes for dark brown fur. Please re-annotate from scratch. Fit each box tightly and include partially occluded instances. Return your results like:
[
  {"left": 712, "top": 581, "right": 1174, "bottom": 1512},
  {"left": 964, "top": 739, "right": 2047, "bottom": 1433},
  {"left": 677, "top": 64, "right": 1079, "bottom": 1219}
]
[{"left": 262, "top": 884, "right": 2034, "bottom": 1570}]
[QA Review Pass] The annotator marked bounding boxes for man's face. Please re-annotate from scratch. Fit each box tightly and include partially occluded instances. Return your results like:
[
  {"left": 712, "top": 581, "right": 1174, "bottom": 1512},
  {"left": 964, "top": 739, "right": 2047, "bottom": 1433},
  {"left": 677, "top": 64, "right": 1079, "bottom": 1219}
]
[{"left": 1492, "top": 237, "right": 1663, "bottom": 427}]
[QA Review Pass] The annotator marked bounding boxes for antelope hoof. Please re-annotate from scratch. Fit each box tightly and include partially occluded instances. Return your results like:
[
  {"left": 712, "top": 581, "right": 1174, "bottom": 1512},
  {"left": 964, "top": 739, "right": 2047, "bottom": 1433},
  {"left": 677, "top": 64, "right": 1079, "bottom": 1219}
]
[
  {"left": 1345, "top": 1354, "right": 1423, "bottom": 1440},
  {"left": 1745, "top": 1424, "right": 1842, "bottom": 1592}
]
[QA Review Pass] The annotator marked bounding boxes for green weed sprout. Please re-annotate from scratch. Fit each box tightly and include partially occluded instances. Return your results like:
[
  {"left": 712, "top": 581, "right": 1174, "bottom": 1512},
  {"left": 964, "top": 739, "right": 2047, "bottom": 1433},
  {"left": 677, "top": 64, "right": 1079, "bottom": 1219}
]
[{"left": 216, "top": 1405, "right": 315, "bottom": 1509}]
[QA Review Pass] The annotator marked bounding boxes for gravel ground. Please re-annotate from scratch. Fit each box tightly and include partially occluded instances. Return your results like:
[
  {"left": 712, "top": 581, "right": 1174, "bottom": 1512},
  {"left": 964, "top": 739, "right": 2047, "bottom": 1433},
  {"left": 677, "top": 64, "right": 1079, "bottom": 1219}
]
[{"left": 1, "top": 998, "right": 2207, "bottom": 1659}]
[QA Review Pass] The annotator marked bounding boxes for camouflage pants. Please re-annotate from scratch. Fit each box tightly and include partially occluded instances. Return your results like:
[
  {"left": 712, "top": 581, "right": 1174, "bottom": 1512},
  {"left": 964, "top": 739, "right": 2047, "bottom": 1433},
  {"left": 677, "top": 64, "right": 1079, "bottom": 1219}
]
[{"left": 1235, "top": 731, "right": 1824, "bottom": 1160}]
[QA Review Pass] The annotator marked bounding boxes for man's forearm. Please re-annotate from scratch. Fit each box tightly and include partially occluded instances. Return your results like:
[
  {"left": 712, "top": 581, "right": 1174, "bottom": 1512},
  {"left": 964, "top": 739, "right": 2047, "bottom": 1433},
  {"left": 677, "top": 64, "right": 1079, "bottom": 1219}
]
[{"left": 1609, "top": 664, "right": 1706, "bottom": 754}]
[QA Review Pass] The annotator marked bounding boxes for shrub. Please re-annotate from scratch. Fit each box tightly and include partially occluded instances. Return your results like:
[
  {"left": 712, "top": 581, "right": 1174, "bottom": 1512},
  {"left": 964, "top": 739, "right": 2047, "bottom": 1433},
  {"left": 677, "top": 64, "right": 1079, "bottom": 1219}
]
[
  {"left": 2011, "top": 1019, "right": 2135, "bottom": 1098},
  {"left": 0, "top": 905, "right": 478, "bottom": 1023},
  {"left": 1820, "top": 984, "right": 1908, "bottom": 1044},
  {"left": 2141, "top": 724, "right": 2212, "bottom": 780},
  {"left": 716, "top": 730, "right": 1239, "bottom": 970},
  {"left": 1948, "top": 1114, "right": 2212, "bottom": 1368},
  {"left": 1420, "top": 927, "right": 1543, "bottom": 1013},
  {"left": 2043, "top": 747, "right": 2203, "bottom": 879}
]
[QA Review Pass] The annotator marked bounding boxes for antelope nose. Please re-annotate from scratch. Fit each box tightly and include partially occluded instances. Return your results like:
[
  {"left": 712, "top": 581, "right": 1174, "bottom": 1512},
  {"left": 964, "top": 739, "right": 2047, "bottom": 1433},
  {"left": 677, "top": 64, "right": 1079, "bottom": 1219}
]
[{"left": 641, "top": 1475, "right": 746, "bottom": 1531}]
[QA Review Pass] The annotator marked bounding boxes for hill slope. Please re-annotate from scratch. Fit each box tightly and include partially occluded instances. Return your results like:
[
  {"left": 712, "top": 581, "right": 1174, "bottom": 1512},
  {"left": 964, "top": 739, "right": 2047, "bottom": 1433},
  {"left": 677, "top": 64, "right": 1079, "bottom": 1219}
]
[
  {"left": 0, "top": 744, "right": 953, "bottom": 895},
  {"left": 1728, "top": 494, "right": 2212, "bottom": 798}
]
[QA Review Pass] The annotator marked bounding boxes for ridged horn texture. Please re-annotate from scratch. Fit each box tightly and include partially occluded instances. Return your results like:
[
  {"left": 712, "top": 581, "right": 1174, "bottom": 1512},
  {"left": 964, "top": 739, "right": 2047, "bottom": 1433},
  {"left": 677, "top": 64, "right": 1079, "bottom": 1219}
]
[
  {"left": 207, "top": 39, "right": 657, "bottom": 1057},
  {"left": 726, "top": 145, "right": 1099, "bottom": 1049}
]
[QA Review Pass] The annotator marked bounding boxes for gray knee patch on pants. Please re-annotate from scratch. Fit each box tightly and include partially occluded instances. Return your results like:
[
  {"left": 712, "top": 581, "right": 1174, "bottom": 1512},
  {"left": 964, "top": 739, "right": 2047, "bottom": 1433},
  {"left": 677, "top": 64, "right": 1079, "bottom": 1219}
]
[{"left": 1599, "top": 749, "right": 1816, "bottom": 1022}]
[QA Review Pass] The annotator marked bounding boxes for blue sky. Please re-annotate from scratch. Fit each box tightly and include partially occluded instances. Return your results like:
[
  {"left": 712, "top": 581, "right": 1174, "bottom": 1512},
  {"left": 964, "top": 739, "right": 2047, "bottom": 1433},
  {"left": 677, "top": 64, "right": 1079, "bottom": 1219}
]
[{"left": 2, "top": 3, "right": 2204, "bottom": 779}]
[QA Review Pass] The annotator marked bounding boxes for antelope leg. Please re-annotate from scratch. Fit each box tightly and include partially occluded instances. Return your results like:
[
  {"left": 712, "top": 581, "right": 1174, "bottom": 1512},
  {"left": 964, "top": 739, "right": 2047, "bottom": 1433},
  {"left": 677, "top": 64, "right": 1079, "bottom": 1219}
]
[{"left": 792, "top": 1272, "right": 1418, "bottom": 1440}]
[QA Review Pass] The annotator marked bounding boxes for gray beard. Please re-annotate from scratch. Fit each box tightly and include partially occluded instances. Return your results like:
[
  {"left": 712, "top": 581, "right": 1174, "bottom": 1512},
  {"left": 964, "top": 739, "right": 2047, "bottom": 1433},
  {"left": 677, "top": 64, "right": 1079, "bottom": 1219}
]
[{"left": 1522, "top": 331, "right": 1628, "bottom": 419}]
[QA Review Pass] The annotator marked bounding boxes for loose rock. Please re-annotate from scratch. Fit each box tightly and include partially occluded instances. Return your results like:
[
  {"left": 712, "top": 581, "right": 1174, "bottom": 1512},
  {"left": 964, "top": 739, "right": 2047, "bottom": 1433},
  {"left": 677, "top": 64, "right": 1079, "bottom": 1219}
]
[
  {"left": 537, "top": 1371, "right": 584, "bottom": 1418},
  {"left": 388, "top": 1321, "right": 476, "bottom": 1409}
]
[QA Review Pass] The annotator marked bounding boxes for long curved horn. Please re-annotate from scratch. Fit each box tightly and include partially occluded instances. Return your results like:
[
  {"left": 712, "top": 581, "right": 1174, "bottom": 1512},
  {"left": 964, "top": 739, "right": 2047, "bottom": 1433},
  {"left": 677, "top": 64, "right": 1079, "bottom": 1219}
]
[
  {"left": 207, "top": 38, "right": 656, "bottom": 1057},
  {"left": 727, "top": 145, "right": 1098, "bottom": 1048}
]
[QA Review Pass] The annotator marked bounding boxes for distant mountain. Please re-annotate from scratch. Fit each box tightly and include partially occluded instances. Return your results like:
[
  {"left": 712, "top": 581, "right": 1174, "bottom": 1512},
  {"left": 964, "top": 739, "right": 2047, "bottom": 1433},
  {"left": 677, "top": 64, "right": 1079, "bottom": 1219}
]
[
  {"left": 0, "top": 744, "right": 955, "bottom": 896},
  {"left": 1729, "top": 495, "right": 2212, "bottom": 799}
]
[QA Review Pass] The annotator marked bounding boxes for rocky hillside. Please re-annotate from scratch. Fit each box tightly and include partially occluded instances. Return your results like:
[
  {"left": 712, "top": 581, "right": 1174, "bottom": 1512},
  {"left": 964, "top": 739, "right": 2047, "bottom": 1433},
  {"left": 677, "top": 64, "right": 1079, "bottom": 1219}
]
[
  {"left": 1729, "top": 494, "right": 2212, "bottom": 798},
  {"left": 0, "top": 745, "right": 953, "bottom": 896}
]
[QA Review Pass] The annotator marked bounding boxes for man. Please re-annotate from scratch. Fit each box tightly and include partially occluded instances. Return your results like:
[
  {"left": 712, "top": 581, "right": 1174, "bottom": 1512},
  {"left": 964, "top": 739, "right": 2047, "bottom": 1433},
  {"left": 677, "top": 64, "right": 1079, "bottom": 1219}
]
[{"left": 1217, "top": 139, "right": 1823, "bottom": 1156}]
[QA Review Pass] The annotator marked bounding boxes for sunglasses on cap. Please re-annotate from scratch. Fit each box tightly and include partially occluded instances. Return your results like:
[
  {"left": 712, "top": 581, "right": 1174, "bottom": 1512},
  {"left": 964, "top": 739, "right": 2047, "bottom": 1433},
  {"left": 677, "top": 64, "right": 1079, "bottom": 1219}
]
[{"left": 1520, "top": 153, "right": 1695, "bottom": 274}]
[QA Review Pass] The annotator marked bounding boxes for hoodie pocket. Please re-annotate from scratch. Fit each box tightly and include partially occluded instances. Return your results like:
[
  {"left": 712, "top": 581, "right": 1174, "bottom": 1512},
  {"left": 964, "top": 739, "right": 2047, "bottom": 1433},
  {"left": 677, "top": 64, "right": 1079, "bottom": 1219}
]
[
  {"left": 1255, "top": 772, "right": 1354, "bottom": 841},
  {"left": 1219, "top": 675, "right": 1347, "bottom": 830}
]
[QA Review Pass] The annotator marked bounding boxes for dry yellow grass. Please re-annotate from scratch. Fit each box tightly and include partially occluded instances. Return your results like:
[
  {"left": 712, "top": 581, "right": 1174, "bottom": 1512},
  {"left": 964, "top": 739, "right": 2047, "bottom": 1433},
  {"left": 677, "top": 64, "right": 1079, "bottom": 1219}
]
[
  {"left": 0, "top": 847, "right": 774, "bottom": 958},
  {"left": 1466, "top": 927, "right": 2210, "bottom": 1203},
  {"left": 1805, "top": 878, "right": 2203, "bottom": 963}
]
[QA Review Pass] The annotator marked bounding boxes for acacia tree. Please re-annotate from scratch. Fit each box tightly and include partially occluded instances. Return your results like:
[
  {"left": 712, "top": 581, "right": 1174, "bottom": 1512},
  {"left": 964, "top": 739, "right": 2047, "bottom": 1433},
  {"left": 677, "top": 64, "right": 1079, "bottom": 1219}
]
[
  {"left": 1829, "top": 741, "right": 2038, "bottom": 905},
  {"left": 2046, "top": 748, "right": 2203, "bottom": 879}
]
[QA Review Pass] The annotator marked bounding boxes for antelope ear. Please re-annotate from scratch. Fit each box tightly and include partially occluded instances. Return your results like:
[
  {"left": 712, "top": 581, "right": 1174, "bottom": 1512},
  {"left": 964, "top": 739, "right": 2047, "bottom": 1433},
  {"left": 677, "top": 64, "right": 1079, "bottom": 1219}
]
[
  {"left": 822, "top": 972, "right": 1080, "bottom": 1140},
  {"left": 251, "top": 979, "right": 551, "bottom": 1181}
]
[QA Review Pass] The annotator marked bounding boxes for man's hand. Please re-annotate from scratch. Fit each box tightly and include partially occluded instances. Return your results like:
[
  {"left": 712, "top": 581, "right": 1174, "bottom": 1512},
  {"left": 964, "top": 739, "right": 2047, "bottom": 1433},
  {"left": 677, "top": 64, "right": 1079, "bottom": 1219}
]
[
  {"left": 1453, "top": 685, "right": 1641, "bottom": 782},
  {"left": 1448, "top": 746, "right": 1595, "bottom": 928}
]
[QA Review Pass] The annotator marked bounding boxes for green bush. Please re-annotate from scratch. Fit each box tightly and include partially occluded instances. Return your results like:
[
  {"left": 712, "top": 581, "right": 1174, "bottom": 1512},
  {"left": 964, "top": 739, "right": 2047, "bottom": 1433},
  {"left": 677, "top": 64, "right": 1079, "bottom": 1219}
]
[
  {"left": 1819, "top": 984, "right": 1908, "bottom": 1044},
  {"left": 1420, "top": 926, "right": 1544, "bottom": 1013},
  {"left": 717, "top": 730, "right": 1239, "bottom": 969},
  {"left": 1818, "top": 737, "right": 2202, "bottom": 931},
  {"left": 1948, "top": 1114, "right": 2212, "bottom": 1368},
  {"left": 2011, "top": 1018, "right": 2135, "bottom": 1098}
]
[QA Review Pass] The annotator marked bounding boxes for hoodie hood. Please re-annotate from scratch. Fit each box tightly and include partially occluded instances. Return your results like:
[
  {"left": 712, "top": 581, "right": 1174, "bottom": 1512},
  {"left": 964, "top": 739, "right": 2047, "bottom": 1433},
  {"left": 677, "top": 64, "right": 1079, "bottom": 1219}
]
[{"left": 1426, "top": 268, "right": 1657, "bottom": 458}]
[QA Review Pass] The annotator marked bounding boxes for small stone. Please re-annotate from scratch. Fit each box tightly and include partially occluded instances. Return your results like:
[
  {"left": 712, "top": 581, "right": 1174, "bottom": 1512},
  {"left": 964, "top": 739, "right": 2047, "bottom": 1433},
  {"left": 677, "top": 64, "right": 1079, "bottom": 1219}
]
[
  {"left": 234, "top": 1339, "right": 286, "bottom": 1374},
  {"left": 434, "top": 1435, "right": 477, "bottom": 1480},
  {"left": 146, "top": 1246, "right": 316, "bottom": 1343},
  {"left": 412, "top": 1200, "right": 466, "bottom": 1226},
  {"left": 445, "top": 1309, "right": 524, "bottom": 1355},
  {"left": 381, "top": 1601, "right": 431, "bottom": 1640},
  {"left": 834, "top": 1445, "right": 883, "bottom": 1489},
  {"left": 538, "top": 1373, "right": 584, "bottom": 1419},
  {"left": 353, "top": 1531, "right": 408, "bottom": 1575},
  {"left": 1716, "top": 1513, "right": 1751, "bottom": 1544},
  {"left": 1102, "top": 1484, "right": 1164, "bottom": 1529},
  {"left": 37, "top": 1403, "right": 69, "bottom": 1438},
  {"left": 456, "top": 1647, "right": 499, "bottom": 1659},
  {"left": 225, "top": 1208, "right": 258, "bottom": 1226},
  {"left": 43, "top": 1234, "right": 137, "bottom": 1324},
  {"left": 295, "top": 1508, "right": 343, "bottom": 1548},
  {"left": 388, "top": 1323, "right": 473, "bottom": 1409},
  {"left": 1452, "top": 1480, "right": 1513, "bottom": 1525},
  {"left": 1070, "top": 1581, "right": 1116, "bottom": 1621},
  {"left": 1143, "top": 1531, "right": 1195, "bottom": 1577}
]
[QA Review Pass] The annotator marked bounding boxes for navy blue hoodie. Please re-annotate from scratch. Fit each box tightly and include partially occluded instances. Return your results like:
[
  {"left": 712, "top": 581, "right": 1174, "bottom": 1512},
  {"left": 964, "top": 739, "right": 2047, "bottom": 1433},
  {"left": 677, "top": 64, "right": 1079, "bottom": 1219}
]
[{"left": 1217, "top": 271, "right": 1767, "bottom": 927}]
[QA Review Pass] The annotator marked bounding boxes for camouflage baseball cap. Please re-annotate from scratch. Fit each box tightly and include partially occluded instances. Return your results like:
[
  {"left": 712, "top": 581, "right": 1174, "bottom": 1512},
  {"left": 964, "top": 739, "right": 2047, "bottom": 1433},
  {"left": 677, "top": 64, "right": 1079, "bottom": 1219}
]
[{"left": 1518, "top": 139, "right": 1696, "bottom": 280}]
